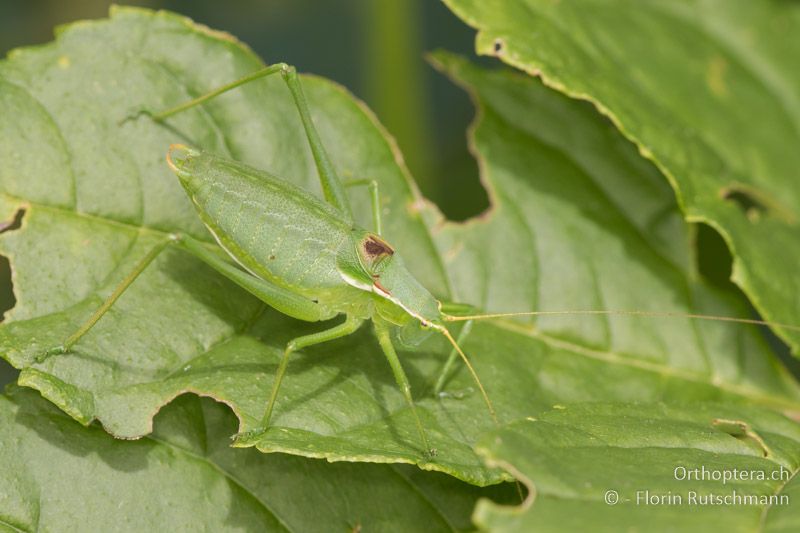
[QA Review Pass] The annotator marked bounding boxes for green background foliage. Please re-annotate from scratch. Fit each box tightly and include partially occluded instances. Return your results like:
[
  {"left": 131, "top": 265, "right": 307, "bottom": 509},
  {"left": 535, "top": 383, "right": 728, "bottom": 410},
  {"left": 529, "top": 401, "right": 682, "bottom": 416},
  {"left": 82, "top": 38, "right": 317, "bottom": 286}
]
[
  {"left": 0, "top": 0, "right": 488, "bottom": 221},
  {"left": 0, "top": 386, "right": 514, "bottom": 532}
]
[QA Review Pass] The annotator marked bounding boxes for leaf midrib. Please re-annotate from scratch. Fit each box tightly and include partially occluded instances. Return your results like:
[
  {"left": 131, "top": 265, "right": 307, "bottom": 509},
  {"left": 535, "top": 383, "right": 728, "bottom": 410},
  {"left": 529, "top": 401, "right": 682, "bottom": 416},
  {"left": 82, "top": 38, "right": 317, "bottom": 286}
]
[{"left": 493, "top": 318, "right": 800, "bottom": 412}]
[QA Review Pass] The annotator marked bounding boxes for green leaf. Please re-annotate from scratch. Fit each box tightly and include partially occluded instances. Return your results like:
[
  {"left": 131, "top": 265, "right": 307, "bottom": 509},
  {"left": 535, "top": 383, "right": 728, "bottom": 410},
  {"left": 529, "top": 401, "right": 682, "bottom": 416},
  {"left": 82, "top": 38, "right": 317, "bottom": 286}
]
[
  {"left": 428, "top": 51, "right": 800, "bottom": 409},
  {"left": 0, "top": 6, "right": 500, "bottom": 485},
  {"left": 472, "top": 402, "right": 800, "bottom": 532},
  {"left": 0, "top": 386, "right": 513, "bottom": 532},
  {"left": 443, "top": 0, "right": 800, "bottom": 354},
  {"left": 0, "top": 8, "right": 798, "bottom": 487}
]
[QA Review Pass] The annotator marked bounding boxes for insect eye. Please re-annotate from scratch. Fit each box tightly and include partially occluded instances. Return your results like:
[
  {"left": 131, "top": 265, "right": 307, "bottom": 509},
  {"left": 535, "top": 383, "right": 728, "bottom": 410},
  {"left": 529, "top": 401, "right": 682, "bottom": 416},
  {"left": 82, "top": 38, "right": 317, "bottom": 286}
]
[
  {"left": 363, "top": 234, "right": 394, "bottom": 256},
  {"left": 360, "top": 234, "right": 394, "bottom": 271}
]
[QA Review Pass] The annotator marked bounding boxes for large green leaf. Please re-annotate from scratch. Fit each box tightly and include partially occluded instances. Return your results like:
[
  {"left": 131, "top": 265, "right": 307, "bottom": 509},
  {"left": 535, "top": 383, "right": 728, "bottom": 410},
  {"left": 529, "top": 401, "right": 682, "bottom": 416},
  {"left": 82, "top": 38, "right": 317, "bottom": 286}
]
[
  {"left": 472, "top": 402, "right": 800, "bottom": 532},
  {"left": 0, "top": 386, "right": 513, "bottom": 532},
  {"left": 0, "top": 8, "right": 798, "bottom": 487},
  {"left": 443, "top": 0, "right": 800, "bottom": 354},
  {"left": 426, "top": 52, "right": 800, "bottom": 414}
]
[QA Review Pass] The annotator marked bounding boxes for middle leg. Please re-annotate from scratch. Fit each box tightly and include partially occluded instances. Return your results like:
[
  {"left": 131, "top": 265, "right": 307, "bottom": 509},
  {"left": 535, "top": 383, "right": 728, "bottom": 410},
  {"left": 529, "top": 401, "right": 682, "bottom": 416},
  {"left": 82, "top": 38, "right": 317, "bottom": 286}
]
[
  {"left": 240, "top": 315, "right": 365, "bottom": 440},
  {"left": 344, "top": 178, "right": 382, "bottom": 235},
  {"left": 373, "top": 318, "right": 433, "bottom": 456}
]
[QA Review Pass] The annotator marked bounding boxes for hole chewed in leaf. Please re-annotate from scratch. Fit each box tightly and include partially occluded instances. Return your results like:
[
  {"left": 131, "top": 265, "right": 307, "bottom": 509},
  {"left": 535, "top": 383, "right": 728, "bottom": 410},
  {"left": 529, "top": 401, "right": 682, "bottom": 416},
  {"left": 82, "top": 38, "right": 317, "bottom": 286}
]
[
  {"left": 0, "top": 256, "right": 16, "bottom": 321},
  {"left": 0, "top": 208, "right": 25, "bottom": 235},
  {"left": 695, "top": 223, "right": 733, "bottom": 288},
  {"left": 0, "top": 208, "right": 25, "bottom": 321},
  {"left": 720, "top": 184, "right": 796, "bottom": 224},
  {"left": 711, "top": 418, "right": 771, "bottom": 457},
  {"left": 493, "top": 39, "right": 504, "bottom": 54}
]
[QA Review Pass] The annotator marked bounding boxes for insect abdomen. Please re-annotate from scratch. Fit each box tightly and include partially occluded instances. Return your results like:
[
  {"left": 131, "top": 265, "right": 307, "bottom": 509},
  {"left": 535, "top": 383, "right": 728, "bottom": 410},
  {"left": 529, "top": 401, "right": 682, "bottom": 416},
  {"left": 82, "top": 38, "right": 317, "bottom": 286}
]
[{"left": 176, "top": 151, "right": 352, "bottom": 295}]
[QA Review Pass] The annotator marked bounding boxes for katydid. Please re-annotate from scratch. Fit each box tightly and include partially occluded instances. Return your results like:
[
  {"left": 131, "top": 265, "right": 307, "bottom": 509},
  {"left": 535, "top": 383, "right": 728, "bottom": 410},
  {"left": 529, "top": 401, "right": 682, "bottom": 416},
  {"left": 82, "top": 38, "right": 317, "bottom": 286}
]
[
  {"left": 36, "top": 63, "right": 800, "bottom": 458},
  {"left": 37, "top": 63, "right": 494, "bottom": 457}
]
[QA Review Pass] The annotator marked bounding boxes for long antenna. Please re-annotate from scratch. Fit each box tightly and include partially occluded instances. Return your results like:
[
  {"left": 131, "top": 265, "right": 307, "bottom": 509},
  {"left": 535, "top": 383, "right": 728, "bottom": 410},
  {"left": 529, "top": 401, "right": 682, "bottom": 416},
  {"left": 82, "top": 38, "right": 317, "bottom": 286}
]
[
  {"left": 443, "top": 309, "right": 800, "bottom": 332},
  {"left": 435, "top": 325, "right": 498, "bottom": 424}
]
